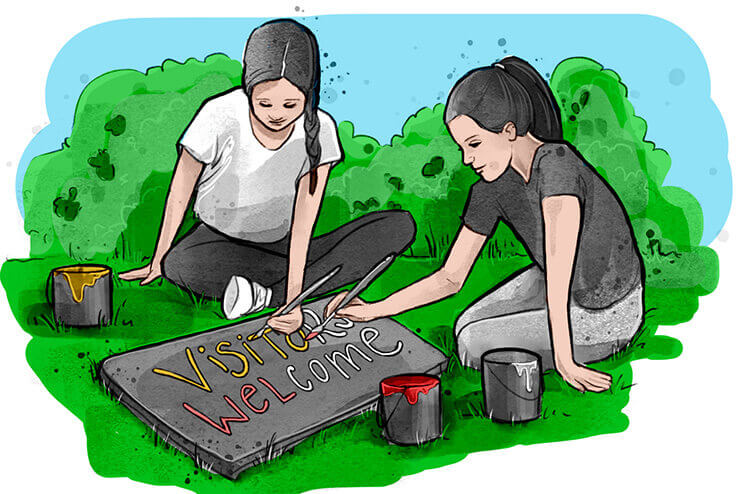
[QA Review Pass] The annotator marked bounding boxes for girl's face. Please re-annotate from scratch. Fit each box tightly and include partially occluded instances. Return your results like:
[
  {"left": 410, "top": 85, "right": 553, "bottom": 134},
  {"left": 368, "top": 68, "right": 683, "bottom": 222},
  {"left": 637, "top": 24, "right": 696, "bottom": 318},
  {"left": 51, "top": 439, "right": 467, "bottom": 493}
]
[
  {"left": 250, "top": 78, "right": 306, "bottom": 131},
  {"left": 448, "top": 115, "right": 514, "bottom": 182}
]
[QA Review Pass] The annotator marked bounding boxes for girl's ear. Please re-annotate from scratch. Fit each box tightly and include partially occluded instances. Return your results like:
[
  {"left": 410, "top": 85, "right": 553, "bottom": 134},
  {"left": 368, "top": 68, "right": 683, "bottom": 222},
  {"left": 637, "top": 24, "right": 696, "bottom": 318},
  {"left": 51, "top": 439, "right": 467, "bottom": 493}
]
[{"left": 503, "top": 121, "right": 517, "bottom": 141}]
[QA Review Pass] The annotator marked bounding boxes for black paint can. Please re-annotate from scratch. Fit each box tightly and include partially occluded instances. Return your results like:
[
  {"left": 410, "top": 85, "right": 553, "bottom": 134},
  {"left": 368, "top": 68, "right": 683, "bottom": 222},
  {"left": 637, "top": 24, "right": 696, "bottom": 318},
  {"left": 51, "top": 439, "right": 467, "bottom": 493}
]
[{"left": 481, "top": 349, "right": 541, "bottom": 423}]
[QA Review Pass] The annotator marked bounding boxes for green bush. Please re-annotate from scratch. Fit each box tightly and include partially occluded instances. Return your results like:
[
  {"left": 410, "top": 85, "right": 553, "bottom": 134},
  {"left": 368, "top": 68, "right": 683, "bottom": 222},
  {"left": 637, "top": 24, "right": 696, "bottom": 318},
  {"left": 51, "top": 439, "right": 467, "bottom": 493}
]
[
  {"left": 317, "top": 107, "right": 479, "bottom": 257},
  {"left": 21, "top": 54, "right": 718, "bottom": 299},
  {"left": 551, "top": 57, "right": 718, "bottom": 294},
  {"left": 315, "top": 106, "right": 528, "bottom": 259},
  {"left": 23, "top": 54, "right": 242, "bottom": 260}
]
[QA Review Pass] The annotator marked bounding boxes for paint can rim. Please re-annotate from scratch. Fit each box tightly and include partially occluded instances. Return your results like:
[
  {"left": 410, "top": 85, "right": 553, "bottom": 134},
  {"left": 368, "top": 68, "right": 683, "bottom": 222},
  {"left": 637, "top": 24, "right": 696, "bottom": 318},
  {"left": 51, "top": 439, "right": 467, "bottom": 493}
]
[
  {"left": 481, "top": 347, "right": 541, "bottom": 365},
  {"left": 52, "top": 263, "right": 112, "bottom": 276}
]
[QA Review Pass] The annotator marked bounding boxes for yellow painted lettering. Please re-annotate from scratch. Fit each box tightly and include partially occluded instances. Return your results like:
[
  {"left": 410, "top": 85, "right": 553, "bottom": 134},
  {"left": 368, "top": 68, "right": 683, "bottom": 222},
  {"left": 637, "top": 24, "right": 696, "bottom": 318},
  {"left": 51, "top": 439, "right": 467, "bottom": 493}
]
[
  {"left": 216, "top": 341, "right": 249, "bottom": 378},
  {"left": 241, "top": 341, "right": 264, "bottom": 365},
  {"left": 152, "top": 347, "right": 211, "bottom": 392},
  {"left": 262, "top": 332, "right": 289, "bottom": 359},
  {"left": 285, "top": 329, "right": 309, "bottom": 352},
  {"left": 207, "top": 355, "right": 229, "bottom": 373}
]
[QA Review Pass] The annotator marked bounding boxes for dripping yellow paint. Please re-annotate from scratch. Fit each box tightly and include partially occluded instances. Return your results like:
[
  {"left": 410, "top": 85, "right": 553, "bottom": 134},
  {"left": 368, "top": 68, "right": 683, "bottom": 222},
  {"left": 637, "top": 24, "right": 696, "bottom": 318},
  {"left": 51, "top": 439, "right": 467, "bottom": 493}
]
[{"left": 53, "top": 265, "right": 110, "bottom": 303}]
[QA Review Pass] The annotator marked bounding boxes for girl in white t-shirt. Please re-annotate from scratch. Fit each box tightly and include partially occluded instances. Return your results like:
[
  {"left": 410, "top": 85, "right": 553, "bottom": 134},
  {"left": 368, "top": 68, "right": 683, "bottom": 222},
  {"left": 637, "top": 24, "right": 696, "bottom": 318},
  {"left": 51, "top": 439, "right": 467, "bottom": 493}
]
[{"left": 119, "top": 19, "right": 416, "bottom": 334}]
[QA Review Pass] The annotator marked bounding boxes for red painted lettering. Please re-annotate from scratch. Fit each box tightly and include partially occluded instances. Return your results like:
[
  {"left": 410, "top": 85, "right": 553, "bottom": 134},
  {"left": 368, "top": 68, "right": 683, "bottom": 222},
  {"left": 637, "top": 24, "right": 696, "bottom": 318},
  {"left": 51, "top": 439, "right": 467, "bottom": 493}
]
[
  {"left": 240, "top": 384, "right": 269, "bottom": 414},
  {"left": 182, "top": 396, "right": 249, "bottom": 435},
  {"left": 258, "top": 377, "right": 296, "bottom": 403}
]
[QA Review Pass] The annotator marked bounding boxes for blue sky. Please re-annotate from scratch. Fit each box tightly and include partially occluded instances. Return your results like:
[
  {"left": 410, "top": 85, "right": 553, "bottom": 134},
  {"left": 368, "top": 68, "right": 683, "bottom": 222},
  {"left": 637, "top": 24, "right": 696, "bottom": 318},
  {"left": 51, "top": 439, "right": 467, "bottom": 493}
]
[{"left": 19, "top": 14, "right": 731, "bottom": 244}]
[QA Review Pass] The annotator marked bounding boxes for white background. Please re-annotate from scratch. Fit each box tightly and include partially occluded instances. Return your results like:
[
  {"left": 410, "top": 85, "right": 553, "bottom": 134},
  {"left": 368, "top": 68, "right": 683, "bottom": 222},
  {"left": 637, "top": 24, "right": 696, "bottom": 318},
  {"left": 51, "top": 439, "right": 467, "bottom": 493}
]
[{"left": 0, "top": 1, "right": 737, "bottom": 492}]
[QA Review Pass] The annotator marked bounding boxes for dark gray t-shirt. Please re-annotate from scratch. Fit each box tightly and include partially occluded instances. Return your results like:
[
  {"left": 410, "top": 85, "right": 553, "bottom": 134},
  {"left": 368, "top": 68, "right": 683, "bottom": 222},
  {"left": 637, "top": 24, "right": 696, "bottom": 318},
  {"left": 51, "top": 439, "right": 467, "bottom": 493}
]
[{"left": 463, "top": 142, "right": 642, "bottom": 309}]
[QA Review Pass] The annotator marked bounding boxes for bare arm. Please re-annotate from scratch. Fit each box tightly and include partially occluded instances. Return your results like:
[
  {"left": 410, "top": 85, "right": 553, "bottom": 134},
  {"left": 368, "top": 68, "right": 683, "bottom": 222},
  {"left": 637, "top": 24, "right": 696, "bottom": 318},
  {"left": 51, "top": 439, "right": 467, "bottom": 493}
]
[
  {"left": 378, "top": 225, "right": 487, "bottom": 316},
  {"left": 268, "top": 164, "right": 331, "bottom": 333},
  {"left": 542, "top": 195, "right": 580, "bottom": 369},
  {"left": 543, "top": 195, "right": 611, "bottom": 392},
  {"left": 287, "top": 165, "right": 331, "bottom": 301},
  {"left": 151, "top": 150, "right": 204, "bottom": 265},
  {"left": 326, "top": 225, "right": 488, "bottom": 321},
  {"left": 119, "top": 149, "right": 203, "bottom": 284}
]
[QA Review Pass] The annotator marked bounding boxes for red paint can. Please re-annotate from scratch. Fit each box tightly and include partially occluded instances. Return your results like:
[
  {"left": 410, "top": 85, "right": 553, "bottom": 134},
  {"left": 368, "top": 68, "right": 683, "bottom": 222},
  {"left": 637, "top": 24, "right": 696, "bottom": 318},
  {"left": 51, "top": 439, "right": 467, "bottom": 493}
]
[{"left": 379, "top": 374, "right": 442, "bottom": 446}]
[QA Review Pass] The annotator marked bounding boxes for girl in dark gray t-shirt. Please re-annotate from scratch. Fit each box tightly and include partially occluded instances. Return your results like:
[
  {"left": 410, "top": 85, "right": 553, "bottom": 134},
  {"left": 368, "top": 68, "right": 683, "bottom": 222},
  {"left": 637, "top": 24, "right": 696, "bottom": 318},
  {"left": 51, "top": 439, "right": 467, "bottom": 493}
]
[{"left": 327, "top": 56, "right": 644, "bottom": 394}]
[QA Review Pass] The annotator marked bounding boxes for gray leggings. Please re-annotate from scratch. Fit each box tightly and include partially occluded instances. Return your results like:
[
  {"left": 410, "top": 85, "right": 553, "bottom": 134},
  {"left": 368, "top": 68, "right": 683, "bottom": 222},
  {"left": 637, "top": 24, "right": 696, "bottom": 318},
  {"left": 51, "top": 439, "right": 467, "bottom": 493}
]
[
  {"left": 162, "top": 210, "right": 416, "bottom": 307},
  {"left": 455, "top": 265, "right": 644, "bottom": 370}
]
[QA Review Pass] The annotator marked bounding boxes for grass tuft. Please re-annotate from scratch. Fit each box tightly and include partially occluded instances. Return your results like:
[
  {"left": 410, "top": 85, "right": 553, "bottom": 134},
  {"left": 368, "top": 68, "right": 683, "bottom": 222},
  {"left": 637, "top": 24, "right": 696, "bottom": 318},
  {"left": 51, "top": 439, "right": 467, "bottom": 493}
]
[{"left": 0, "top": 239, "right": 689, "bottom": 493}]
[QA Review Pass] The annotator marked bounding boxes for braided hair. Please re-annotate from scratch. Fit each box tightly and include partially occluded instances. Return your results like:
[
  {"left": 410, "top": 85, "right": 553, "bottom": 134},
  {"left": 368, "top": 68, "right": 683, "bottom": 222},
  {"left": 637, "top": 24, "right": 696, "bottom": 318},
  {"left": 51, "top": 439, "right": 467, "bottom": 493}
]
[{"left": 242, "top": 19, "right": 323, "bottom": 194}]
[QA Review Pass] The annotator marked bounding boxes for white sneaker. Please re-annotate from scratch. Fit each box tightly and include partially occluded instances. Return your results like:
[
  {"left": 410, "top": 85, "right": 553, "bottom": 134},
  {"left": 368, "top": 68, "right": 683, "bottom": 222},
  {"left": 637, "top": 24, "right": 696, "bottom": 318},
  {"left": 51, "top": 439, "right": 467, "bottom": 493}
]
[{"left": 222, "top": 276, "right": 273, "bottom": 320}]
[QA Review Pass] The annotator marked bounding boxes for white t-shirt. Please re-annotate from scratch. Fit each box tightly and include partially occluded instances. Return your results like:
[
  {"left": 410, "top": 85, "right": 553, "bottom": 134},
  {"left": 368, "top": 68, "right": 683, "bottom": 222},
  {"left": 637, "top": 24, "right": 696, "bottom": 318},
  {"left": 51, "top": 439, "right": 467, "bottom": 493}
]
[{"left": 178, "top": 88, "right": 343, "bottom": 243}]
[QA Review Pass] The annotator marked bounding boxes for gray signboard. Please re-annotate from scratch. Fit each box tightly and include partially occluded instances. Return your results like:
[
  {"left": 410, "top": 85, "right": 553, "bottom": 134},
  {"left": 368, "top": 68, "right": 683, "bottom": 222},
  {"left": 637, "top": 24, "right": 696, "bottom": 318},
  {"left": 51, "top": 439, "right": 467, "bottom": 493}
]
[{"left": 100, "top": 298, "right": 447, "bottom": 479}]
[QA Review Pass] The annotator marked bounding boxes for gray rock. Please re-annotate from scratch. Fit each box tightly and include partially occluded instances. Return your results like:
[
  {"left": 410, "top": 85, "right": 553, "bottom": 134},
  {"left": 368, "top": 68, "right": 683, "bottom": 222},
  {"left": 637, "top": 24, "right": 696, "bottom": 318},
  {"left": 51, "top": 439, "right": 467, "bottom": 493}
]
[{"left": 100, "top": 297, "right": 447, "bottom": 479}]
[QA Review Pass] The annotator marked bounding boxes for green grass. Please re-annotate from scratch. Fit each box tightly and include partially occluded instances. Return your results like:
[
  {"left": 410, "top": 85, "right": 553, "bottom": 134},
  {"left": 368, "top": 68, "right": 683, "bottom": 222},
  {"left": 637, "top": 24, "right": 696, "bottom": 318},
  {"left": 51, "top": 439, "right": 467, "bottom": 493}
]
[
  {"left": 8, "top": 51, "right": 717, "bottom": 492},
  {"left": 1, "top": 243, "right": 684, "bottom": 494}
]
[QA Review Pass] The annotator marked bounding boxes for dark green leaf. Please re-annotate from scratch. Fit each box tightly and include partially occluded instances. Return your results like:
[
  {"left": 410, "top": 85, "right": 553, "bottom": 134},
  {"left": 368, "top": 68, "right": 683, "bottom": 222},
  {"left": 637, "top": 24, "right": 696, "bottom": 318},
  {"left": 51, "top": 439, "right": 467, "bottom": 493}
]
[{"left": 104, "top": 115, "right": 127, "bottom": 136}]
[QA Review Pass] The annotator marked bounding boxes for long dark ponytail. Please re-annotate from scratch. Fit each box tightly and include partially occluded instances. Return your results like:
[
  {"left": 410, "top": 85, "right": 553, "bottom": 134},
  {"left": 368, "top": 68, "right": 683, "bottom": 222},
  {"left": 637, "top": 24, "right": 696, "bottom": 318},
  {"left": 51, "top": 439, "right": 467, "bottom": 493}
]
[
  {"left": 242, "top": 19, "right": 322, "bottom": 194},
  {"left": 444, "top": 56, "right": 562, "bottom": 141}
]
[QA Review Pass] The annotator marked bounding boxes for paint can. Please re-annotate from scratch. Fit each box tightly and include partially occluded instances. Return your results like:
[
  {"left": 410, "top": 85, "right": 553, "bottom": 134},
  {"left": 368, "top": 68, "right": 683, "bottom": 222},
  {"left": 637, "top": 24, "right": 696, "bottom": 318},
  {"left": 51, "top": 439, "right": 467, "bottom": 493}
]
[
  {"left": 481, "top": 348, "right": 541, "bottom": 423},
  {"left": 50, "top": 264, "right": 112, "bottom": 327},
  {"left": 379, "top": 374, "right": 441, "bottom": 446}
]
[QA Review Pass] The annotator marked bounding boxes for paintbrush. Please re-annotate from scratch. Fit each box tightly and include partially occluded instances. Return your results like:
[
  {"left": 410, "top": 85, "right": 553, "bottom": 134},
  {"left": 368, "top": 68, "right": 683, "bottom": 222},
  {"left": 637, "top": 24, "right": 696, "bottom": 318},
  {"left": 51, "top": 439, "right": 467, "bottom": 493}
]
[
  {"left": 247, "top": 265, "right": 342, "bottom": 340},
  {"left": 305, "top": 254, "right": 396, "bottom": 340}
]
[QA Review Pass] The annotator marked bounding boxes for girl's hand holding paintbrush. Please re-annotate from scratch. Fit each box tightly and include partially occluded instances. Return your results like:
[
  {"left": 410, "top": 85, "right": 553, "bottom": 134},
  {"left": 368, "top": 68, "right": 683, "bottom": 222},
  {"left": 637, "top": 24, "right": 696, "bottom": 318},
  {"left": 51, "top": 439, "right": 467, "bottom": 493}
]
[
  {"left": 321, "top": 254, "right": 396, "bottom": 325},
  {"left": 268, "top": 305, "right": 304, "bottom": 334},
  {"left": 323, "top": 292, "right": 380, "bottom": 322}
]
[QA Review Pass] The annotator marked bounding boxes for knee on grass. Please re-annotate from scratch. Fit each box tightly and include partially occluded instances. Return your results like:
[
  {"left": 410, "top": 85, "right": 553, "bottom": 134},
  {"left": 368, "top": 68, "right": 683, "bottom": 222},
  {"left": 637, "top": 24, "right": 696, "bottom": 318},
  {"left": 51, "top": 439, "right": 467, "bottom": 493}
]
[
  {"left": 381, "top": 210, "right": 417, "bottom": 254},
  {"left": 161, "top": 247, "right": 193, "bottom": 288},
  {"left": 455, "top": 316, "right": 551, "bottom": 371}
]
